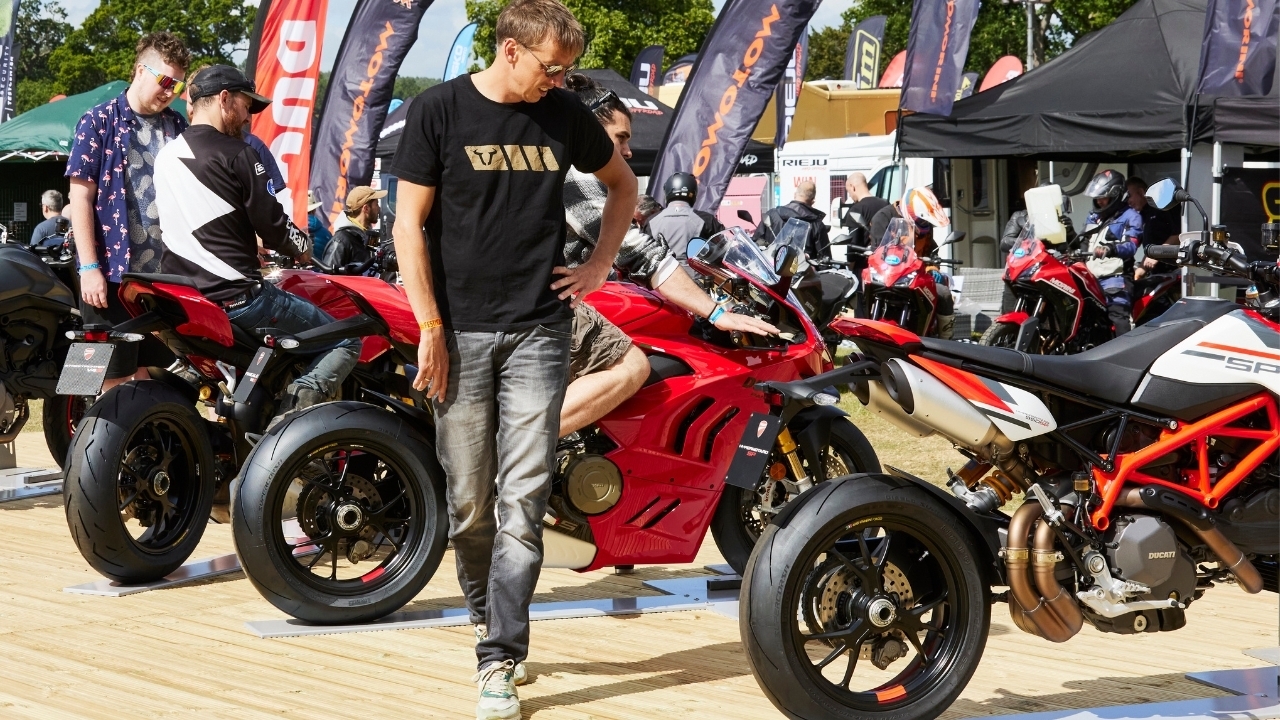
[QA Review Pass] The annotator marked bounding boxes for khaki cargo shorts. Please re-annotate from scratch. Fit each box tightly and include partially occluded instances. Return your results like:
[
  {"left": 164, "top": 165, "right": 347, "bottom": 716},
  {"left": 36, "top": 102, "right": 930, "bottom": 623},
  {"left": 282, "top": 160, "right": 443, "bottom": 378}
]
[{"left": 569, "top": 303, "right": 634, "bottom": 381}]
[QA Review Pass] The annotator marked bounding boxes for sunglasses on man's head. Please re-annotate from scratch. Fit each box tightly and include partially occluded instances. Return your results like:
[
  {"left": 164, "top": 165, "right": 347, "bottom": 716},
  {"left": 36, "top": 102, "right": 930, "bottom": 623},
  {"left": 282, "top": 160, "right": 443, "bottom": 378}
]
[
  {"left": 518, "top": 43, "right": 577, "bottom": 77},
  {"left": 588, "top": 90, "right": 619, "bottom": 112},
  {"left": 141, "top": 64, "right": 186, "bottom": 94}
]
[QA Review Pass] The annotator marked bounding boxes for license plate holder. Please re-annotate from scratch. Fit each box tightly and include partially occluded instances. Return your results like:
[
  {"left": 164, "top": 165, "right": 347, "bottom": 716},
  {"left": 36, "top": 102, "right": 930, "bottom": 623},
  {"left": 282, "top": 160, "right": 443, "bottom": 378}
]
[
  {"left": 724, "top": 412, "right": 782, "bottom": 490},
  {"left": 57, "top": 343, "right": 115, "bottom": 396}
]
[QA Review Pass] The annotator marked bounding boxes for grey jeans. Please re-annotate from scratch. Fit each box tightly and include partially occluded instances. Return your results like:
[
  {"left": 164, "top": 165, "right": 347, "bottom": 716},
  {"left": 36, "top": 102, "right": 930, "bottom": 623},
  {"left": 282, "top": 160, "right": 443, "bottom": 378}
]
[
  {"left": 432, "top": 321, "right": 571, "bottom": 669},
  {"left": 226, "top": 281, "right": 360, "bottom": 397}
]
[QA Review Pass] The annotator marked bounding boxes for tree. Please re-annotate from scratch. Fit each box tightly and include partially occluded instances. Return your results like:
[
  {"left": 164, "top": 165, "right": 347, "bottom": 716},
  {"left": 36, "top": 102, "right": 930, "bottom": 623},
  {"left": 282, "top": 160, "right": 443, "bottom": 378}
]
[
  {"left": 46, "top": 0, "right": 255, "bottom": 97},
  {"left": 465, "top": 0, "right": 716, "bottom": 78},
  {"left": 804, "top": 0, "right": 1139, "bottom": 83},
  {"left": 13, "top": 0, "right": 72, "bottom": 114}
]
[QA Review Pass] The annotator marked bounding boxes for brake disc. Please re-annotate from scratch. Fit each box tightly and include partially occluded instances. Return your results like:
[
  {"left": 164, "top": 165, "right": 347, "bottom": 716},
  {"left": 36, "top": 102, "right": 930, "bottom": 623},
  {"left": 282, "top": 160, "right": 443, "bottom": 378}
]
[
  {"left": 804, "top": 558, "right": 915, "bottom": 649},
  {"left": 297, "top": 472, "right": 382, "bottom": 563}
]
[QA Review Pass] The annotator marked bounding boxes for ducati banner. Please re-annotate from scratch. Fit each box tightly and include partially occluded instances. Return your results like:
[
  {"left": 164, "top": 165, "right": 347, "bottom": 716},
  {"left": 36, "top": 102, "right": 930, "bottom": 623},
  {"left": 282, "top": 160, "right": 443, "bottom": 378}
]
[
  {"left": 311, "top": 0, "right": 434, "bottom": 230},
  {"left": 844, "top": 15, "right": 885, "bottom": 88},
  {"left": 953, "top": 70, "right": 978, "bottom": 100},
  {"left": 0, "top": 0, "right": 19, "bottom": 122},
  {"left": 444, "top": 22, "right": 477, "bottom": 81},
  {"left": 246, "top": 0, "right": 329, "bottom": 223},
  {"left": 775, "top": 31, "right": 807, "bottom": 148},
  {"left": 900, "top": 0, "right": 980, "bottom": 116},
  {"left": 650, "top": 0, "right": 820, "bottom": 211},
  {"left": 631, "top": 45, "right": 664, "bottom": 95},
  {"left": 1196, "top": 0, "right": 1278, "bottom": 97}
]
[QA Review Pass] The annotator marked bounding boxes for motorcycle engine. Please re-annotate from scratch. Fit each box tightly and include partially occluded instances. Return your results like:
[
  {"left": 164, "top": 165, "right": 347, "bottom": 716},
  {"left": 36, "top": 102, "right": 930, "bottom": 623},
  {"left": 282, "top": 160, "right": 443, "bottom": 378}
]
[
  {"left": 0, "top": 380, "right": 16, "bottom": 434},
  {"left": 563, "top": 453, "right": 623, "bottom": 515},
  {"left": 1089, "top": 514, "right": 1196, "bottom": 634}
]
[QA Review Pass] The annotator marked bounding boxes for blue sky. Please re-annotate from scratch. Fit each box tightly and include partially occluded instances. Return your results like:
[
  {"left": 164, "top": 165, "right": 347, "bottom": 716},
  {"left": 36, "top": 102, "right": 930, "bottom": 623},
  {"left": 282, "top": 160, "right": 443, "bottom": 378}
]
[{"left": 61, "top": 0, "right": 850, "bottom": 80}]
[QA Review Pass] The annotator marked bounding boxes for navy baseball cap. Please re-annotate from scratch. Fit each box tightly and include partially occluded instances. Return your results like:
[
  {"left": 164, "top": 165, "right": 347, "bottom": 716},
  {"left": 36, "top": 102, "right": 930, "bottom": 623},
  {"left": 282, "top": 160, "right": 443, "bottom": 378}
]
[{"left": 189, "top": 65, "right": 271, "bottom": 114}]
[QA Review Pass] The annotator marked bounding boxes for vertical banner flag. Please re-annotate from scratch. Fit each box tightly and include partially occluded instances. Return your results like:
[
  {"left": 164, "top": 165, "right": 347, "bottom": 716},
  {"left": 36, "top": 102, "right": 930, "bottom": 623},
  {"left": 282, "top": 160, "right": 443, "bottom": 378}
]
[
  {"left": 444, "top": 22, "right": 478, "bottom": 81},
  {"left": 311, "top": 0, "right": 434, "bottom": 230},
  {"left": 246, "top": 0, "right": 329, "bottom": 223},
  {"left": 953, "top": 70, "right": 978, "bottom": 100},
  {"left": 775, "top": 31, "right": 808, "bottom": 148},
  {"left": 0, "top": 0, "right": 18, "bottom": 122},
  {"left": 978, "top": 55, "right": 1023, "bottom": 92},
  {"left": 631, "top": 45, "right": 665, "bottom": 95},
  {"left": 1196, "top": 0, "right": 1279, "bottom": 97},
  {"left": 650, "top": 0, "right": 820, "bottom": 212},
  {"left": 844, "top": 15, "right": 886, "bottom": 87},
  {"left": 900, "top": 0, "right": 980, "bottom": 116}
]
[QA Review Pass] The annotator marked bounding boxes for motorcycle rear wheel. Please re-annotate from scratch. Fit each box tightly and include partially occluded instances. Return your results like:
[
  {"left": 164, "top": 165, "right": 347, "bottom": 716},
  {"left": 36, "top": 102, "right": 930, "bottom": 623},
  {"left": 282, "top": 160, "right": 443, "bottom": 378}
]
[
  {"left": 233, "top": 402, "right": 448, "bottom": 624},
  {"left": 64, "top": 380, "right": 216, "bottom": 583},
  {"left": 741, "top": 475, "right": 989, "bottom": 720},
  {"left": 711, "top": 418, "right": 879, "bottom": 575}
]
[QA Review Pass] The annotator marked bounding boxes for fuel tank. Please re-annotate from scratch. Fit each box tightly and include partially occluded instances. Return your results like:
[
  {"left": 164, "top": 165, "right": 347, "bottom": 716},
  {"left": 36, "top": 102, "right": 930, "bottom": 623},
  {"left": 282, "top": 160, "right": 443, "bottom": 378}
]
[{"left": 0, "top": 245, "right": 76, "bottom": 309}]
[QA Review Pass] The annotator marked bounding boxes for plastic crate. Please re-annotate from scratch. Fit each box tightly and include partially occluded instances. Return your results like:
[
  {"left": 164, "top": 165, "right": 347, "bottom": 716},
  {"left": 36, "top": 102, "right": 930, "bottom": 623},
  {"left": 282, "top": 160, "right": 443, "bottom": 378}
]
[{"left": 954, "top": 269, "right": 1005, "bottom": 305}]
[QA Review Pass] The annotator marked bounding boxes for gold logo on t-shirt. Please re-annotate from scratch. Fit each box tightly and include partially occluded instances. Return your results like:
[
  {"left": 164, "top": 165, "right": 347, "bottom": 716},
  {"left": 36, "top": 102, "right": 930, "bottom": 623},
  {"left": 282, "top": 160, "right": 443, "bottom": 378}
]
[{"left": 466, "top": 145, "right": 560, "bottom": 172}]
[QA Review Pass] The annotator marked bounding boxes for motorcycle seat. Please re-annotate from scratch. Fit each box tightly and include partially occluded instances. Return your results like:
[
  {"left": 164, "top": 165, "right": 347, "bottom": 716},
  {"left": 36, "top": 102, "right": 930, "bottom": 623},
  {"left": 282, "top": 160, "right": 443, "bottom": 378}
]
[
  {"left": 121, "top": 273, "right": 201, "bottom": 290},
  {"left": 920, "top": 318, "right": 1212, "bottom": 404}
]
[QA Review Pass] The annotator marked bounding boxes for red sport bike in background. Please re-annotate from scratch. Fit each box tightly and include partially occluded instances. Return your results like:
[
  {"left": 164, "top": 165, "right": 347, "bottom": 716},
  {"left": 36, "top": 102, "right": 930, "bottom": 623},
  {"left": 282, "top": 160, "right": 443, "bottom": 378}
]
[
  {"left": 860, "top": 219, "right": 965, "bottom": 338},
  {"left": 231, "top": 227, "right": 881, "bottom": 623}
]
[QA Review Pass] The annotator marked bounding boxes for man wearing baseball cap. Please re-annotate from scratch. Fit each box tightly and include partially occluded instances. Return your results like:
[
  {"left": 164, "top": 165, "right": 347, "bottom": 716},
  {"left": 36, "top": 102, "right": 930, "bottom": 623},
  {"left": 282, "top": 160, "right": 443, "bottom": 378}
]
[
  {"left": 153, "top": 65, "right": 359, "bottom": 417},
  {"left": 321, "top": 185, "right": 386, "bottom": 271}
]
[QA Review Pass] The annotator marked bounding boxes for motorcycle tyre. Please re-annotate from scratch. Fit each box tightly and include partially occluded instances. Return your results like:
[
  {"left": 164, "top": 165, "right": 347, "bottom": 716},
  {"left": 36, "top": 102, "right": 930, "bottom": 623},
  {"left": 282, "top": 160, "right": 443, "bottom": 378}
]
[
  {"left": 64, "top": 381, "right": 216, "bottom": 583},
  {"left": 711, "top": 418, "right": 879, "bottom": 575},
  {"left": 44, "top": 394, "right": 89, "bottom": 470},
  {"left": 741, "top": 476, "right": 990, "bottom": 720},
  {"left": 979, "top": 321, "right": 1027, "bottom": 350},
  {"left": 233, "top": 402, "right": 448, "bottom": 624}
]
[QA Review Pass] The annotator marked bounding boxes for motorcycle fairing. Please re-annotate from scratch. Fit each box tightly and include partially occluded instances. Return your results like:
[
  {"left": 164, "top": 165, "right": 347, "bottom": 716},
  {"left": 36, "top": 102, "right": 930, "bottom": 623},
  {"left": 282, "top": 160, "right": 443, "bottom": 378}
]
[
  {"left": 1145, "top": 309, "right": 1280, "bottom": 395},
  {"left": 1003, "top": 237, "right": 1045, "bottom": 283},
  {"left": 913, "top": 355, "right": 1057, "bottom": 440}
]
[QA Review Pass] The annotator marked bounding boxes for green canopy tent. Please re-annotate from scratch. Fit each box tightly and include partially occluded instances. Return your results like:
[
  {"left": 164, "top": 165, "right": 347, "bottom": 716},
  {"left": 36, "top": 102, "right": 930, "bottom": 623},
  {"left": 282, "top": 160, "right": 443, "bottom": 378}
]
[{"left": 0, "top": 82, "right": 187, "bottom": 162}]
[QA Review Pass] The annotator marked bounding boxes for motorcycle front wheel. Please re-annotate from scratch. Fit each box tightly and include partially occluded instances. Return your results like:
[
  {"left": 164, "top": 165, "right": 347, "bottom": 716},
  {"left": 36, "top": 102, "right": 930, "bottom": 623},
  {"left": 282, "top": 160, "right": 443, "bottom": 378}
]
[
  {"left": 711, "top": 417, "right": 879, "bottom": 575},
  {"left": 979, "top": 321, "right": 1034, "bottom": 351},
  {"left": 64, "top": 380, "right": 216, "bottom": 582},
  {"left": 44, "top": 394, "right": 92, "bottom": 470},
  {"left": 233, "top": 402, "right": 448, "bottom": 624},
  {"left": 741, "top": 475, "right": 990, "bottom": 720}
]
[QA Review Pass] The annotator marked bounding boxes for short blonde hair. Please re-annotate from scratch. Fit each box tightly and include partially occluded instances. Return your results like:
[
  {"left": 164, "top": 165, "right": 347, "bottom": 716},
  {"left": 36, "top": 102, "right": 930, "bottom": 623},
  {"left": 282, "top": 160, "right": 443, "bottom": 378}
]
[{"left": 496, "top": 0, "right": 585, "bottom": 57}]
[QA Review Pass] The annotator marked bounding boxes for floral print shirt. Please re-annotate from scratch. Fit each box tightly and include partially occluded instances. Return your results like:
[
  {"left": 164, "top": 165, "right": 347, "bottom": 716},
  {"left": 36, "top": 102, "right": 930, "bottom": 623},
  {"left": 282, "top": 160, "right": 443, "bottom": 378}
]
[{"left": 65, "top": 90, "right": 187, "bottom": 282}]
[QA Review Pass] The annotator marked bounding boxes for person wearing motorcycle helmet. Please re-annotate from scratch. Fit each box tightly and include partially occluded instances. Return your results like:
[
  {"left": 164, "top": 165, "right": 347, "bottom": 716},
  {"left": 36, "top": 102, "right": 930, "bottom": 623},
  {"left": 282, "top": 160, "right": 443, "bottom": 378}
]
[
  {"left": 867, "top": 187, "right": 956, "bottom": 338},
  {"left": 648, "top": 172, "right": 724, "bottom": 265},
  {"left": 1084, "top": 170, "right": 1140, "bottom": 335}
]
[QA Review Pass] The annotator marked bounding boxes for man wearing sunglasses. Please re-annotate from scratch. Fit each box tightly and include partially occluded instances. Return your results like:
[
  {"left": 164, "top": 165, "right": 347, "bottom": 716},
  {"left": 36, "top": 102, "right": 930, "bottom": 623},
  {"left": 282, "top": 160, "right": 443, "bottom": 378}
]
[
  {"left": 66, "top": 32, "right": 189, "bottom": 391},
  {"left": 389, "top": 1, "right": 636, "bottom": 718}
]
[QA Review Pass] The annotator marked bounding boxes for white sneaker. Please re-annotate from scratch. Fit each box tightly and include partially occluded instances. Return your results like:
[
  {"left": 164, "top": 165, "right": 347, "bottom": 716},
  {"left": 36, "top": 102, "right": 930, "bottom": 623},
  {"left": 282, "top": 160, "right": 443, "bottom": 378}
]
[
  {"left": 474, "top": 624, "right": 528, "bottom": 685},
  {"left": 473, "top": 660, "right": 520, "bottom": 720}
]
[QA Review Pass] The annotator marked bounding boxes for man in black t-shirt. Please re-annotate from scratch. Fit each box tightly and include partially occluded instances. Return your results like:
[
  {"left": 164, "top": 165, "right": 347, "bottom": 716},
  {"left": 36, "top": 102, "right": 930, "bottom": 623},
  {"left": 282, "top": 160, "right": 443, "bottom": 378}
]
[{"left": 388, "top": 2, "right": 636, "bottom": 718}]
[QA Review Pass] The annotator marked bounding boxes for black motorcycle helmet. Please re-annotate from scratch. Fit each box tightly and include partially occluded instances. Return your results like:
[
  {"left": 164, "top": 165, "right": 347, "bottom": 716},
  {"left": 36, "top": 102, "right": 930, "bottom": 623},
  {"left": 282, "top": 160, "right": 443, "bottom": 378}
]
[
  {"left": 1085, "top": 169, "right": 1126, "bottom": 222},
  {"left": 663, "top": 172, "right": 698, "bottom": 204}
]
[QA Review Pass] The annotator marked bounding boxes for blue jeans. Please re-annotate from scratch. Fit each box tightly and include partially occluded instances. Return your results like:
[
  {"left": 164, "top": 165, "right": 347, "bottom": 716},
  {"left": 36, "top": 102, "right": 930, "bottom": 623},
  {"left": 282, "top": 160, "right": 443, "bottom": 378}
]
[
  {"left": 226, "top": 282, "right": 360, "bottom": 397},
  {"left": 432, "top": 322, "right": 571, "bottom": 670}
]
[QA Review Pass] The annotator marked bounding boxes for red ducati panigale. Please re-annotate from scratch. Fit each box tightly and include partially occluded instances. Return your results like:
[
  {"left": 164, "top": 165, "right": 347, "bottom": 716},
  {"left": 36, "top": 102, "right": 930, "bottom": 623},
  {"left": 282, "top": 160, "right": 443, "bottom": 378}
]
[
  {"left": 60, "top": 257, "right": 420, "bottom": 584},
  {"left": 861, "top": 219, "right": 964, "bottom": 338},
  {"left": 231, "top": 227, "right": 881, "bottom": 623},
  {"left": 981, "top": 226, "right": 1114, "bottom": 353},
  {"left": 740, "top": 180, "right": 1279, "bottom": 720}
]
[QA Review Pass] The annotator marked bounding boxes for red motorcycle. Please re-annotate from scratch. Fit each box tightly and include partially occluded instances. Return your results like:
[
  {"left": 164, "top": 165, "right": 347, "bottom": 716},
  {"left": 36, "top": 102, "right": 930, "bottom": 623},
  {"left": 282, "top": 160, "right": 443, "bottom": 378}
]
[
  {"left": 231, "top": 227, "right": 881, "bottom": 623},
  {"left": 60, "top": 262, "right": 419, "bottom": 583},
  {"left": 860, "top": 219, "right": 964, "bottom": 338},
  {"left": 981, "top": 227, "right": 1114, "bottom": 353}
]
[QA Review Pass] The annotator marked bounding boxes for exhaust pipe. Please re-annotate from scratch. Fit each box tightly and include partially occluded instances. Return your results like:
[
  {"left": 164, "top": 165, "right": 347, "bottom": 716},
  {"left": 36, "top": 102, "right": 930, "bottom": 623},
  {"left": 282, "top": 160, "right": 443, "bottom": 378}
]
[
  {"left": 542, "top": 527, "right": 597, "bottom": 570},
  {"left": 1116, "top": 488, "right": 1263, "bottom": 594},
  {"left": 882, "top": 359, "right": 999, "bottom": 449},
  {"left": 1033, "top": 515, "right": 1085, "bottom": 635},
  {"left": 859, "top": 379, "right": 936, "bottom": 438},
  {"left": 1005, "top": 501, "right": 1077, "bottom": 642}
]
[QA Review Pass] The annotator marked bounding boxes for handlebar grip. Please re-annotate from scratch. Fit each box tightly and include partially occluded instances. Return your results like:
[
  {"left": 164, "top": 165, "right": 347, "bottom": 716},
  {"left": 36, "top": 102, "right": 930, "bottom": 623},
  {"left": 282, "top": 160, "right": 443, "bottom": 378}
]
[{"left": 1145, "top": 244, "right": 1181, "bottom": 260}]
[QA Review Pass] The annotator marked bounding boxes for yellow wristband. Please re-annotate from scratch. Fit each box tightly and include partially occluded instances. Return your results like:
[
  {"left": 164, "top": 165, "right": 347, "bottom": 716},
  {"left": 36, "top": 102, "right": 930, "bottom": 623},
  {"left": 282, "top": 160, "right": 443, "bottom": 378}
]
[{"left": 418, "top": 319, "right": 443, "bottom": 331}]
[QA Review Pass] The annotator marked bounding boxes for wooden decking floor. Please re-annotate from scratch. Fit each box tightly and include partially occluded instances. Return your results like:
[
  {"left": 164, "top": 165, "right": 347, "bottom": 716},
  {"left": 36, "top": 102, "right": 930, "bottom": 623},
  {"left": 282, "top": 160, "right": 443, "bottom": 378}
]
[{"left": 0, "top": 432, "right": 1275, "bottom": 719}]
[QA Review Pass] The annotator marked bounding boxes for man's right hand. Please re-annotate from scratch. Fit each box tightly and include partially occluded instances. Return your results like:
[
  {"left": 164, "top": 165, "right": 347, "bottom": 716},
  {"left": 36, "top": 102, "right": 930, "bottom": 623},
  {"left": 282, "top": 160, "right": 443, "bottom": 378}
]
[
  {"left": 81, "top": 268, "right": 108, "bottom": 309},
  {"left": 414, "top": 326, "right": 449, "bottom": 402}
]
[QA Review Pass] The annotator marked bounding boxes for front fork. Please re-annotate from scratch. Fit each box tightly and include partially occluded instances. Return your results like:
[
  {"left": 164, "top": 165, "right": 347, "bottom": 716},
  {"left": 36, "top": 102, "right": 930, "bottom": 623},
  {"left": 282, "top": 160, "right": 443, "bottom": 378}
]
[{"left": 759, "top": 426, "right": 815, "bottom": 515}]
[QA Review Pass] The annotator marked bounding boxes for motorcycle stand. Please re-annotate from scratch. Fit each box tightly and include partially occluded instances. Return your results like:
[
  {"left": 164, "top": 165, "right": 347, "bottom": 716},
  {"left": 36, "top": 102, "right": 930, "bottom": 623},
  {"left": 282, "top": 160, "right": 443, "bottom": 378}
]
[
  {"left": 0, "top": 440, "right": 62, "bottom": 503},
  {"left": 63, "top": 553, "right": 243, "bottom": 597},
  {"left": 245, "top": 565, "right": 743, "bottom": 639}
]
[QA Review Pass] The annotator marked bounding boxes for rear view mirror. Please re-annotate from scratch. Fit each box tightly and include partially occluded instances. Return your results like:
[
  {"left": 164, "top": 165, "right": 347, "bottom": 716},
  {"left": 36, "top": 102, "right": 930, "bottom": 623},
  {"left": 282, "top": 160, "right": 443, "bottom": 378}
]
[
  {"left": 1146, "top": 178, "right": 1182, "bottom": 212},
  {"left": 830, "top": 233, "right": 851, "bottom": 245},
  {"left": 737, "top": 209, "right": 754, "bottom": 224},
  {"left": 942, "top": 231, "right": 966, "bottom": 246}
]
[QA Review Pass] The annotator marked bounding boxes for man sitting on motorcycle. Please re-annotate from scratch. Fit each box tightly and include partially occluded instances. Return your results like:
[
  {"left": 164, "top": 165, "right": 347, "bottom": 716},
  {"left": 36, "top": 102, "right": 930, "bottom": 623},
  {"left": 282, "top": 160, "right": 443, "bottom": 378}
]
[
  {"left": 1083, "top": 170, "right": 1139, "bottom": 335},
  {"left": 558, "top": 73, "right": 778, "bottom": 436},
  {"left": 154, "top": 65, "right": 360, "bottom": 416},
  {"left": 867, "top": 187, "right": 956, "bottom": 339}
]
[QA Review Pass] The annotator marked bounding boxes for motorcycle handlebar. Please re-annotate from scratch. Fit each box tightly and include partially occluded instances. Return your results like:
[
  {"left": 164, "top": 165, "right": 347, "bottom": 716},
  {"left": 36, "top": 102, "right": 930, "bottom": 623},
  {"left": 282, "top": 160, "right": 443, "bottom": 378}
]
[{"left": 1145, "top": 244, "right": 1181, "bottom": 260}]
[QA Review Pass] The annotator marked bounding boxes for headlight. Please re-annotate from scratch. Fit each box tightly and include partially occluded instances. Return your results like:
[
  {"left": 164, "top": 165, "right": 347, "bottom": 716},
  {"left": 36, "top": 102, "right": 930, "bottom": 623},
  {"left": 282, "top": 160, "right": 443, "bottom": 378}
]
[
  {"left": 894, "top": 272, "right": 917, "bottom": 287},
  {"left": 869, "top": 271, "right": 883, "bottom": 284},
  {"left": 1018, "top": 262, "right": 1042, "bottom": 281}
]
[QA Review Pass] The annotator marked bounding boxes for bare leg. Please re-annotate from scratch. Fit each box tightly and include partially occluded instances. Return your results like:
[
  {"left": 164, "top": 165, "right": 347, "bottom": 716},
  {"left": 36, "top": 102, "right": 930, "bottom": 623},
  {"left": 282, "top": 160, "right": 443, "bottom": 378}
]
[{"left": 558, "top": 347, "right": 649, "bottom": 437}]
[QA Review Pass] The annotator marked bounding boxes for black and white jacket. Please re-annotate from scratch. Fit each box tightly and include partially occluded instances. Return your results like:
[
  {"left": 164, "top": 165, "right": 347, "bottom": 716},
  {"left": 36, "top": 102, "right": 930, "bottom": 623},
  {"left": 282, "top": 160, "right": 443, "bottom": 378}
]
[
  {"left": 563, "top": 168, "right": 678, "bottom": 288},
  {"left": 154, "top": 125, "right": 308, "bottom": 302}
]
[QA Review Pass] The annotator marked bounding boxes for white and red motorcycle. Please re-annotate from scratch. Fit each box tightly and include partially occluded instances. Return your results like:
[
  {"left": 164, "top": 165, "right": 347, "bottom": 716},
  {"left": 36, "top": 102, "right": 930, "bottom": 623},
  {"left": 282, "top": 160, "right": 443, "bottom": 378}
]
[{"left": 739, "top": 178, "right": 1279, "bottom": 720}]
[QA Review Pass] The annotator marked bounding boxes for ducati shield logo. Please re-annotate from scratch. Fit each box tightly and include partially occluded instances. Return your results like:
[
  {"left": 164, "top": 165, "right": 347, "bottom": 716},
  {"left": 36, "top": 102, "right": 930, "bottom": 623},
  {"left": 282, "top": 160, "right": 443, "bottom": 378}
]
[
  {"left": 757, "top": 420, "right": 768, "bottom": 438},
  {"left": 83, "top": 347, "right": 95, "bottom": 360}
]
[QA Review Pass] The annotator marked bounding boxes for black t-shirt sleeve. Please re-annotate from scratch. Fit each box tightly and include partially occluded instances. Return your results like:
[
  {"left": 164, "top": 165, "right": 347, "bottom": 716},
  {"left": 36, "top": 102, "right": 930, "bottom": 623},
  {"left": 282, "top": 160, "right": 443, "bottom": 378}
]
[
  {"left": 389, "top": 93, "right": 443, "bottom": 186},
  {"left": 233, "top": 146, "right": 289, "bottom": 250},
  {"left": 566, "top": 98, "right": 614, "bottom": 175}
]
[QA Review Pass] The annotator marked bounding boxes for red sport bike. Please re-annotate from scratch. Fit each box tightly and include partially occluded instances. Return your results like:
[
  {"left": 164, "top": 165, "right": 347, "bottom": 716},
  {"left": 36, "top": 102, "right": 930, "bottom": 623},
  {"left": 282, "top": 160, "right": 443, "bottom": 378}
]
[
  {"left": 860, "top": 219, "right": 964, "bottom": 338},
  {"left": 740, "top": 180, "right": 1278, "bottom": 720},
  {"left": 980, "top": 225, "right": 1114, "bottom": 353},
  {"left": 231, "top": 227, "right": 880, "bottom": 623},
  {"left": 60, "top": 255, "right": 420, "bottom": 584}
]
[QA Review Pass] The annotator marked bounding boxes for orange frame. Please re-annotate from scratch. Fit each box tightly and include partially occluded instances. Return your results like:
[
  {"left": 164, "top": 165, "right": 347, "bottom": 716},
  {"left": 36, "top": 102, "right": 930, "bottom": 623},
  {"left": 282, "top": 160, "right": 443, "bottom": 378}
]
[{"left": 1091, "top": 393, "right": 1280, "bottom": 530}]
